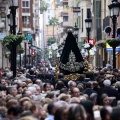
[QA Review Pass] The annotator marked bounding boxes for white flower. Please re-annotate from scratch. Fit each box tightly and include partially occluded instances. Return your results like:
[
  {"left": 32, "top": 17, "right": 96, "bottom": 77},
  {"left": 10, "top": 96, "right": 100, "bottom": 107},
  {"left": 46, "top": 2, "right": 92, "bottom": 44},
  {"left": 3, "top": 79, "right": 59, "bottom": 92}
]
[
  {"left": 83, "top": 43, "right": 90, "bottom": 48},
  {"left": 81, "top": 49, "right": 88, "bottom": 57}
]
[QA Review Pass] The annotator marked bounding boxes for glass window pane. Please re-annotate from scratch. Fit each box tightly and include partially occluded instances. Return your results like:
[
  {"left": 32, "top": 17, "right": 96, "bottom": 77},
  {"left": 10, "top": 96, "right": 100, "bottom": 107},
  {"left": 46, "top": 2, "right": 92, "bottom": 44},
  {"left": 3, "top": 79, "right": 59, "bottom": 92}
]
[
  {"left": 26, "top": 1, "right": 29, "bottom": 7},
  {"left": 96, "top": 1, "right": 101, "bottom": 18},
  {"left": 22, "top": 1, "right": 25, "bottom": 7}
]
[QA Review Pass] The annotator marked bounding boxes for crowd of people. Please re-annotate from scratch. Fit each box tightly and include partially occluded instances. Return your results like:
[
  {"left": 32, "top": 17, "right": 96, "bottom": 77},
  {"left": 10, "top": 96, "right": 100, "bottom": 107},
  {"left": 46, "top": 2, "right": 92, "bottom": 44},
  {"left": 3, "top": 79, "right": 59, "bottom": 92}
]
[{"left": 0, "top": 65, "right": 120, "bottom": 120}]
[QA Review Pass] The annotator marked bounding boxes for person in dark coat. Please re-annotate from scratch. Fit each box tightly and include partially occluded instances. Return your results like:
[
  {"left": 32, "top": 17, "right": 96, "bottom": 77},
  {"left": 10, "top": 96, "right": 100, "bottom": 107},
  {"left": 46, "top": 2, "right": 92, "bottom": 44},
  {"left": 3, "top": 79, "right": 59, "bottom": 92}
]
[
  {"left": 97, "top": 79, "right": 118, "bottom": 104},
  {"left": 82, "top": 82, "right": 96, "bottom": 97}
]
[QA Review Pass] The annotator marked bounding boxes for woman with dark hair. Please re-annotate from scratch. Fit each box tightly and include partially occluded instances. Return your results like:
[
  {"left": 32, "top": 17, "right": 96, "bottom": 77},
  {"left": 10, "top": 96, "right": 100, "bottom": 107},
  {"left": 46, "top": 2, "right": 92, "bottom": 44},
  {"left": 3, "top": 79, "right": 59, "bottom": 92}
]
[
  {"left": 55, "top": 107, "right": 68, "bottom": 120},
  {"left": 100, "top": 107, "right": 111, "bottom": 120},
  {"left": 7, "top": 105, "right": 23, "bottom": 120},
  {"left": 111, "top": 106, "right": 120, "bottom": 120},
  {"left": 67, "top": 104, "right": 86, "bottom": 120},
  {"left": 80, "top": 100, "right": 94, "bottom": 120}
]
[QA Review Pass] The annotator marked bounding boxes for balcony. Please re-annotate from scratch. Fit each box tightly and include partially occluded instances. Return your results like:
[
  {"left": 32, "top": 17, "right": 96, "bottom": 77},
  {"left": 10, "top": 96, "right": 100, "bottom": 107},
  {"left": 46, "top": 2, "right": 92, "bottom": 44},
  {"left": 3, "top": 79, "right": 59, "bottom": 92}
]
[
  {"left": 61, "top": 12, "right": 68, "bottom": 17},
  {"left": 0, "top": 0, "right": 7, "bottom": 4},
  {"left": 63, "top": 0, "right": 68, "bottom": 2},
  {"left": 62, "top": 21, "right": 69, "bottom": 27},
  {"left": 34, "top": 3, "right": 39, "bottom": 7},
  {"left": 22, "top": 8, "right": 30, "bottom": 13},
  {"left": 22, "top": 23, "right": 31, "bottom": 28},
  {"left": 35, "top": 25, "right": 39, "bottom": 29},
  {"left": 34, "top": 14, "right": 38, "bottom": 18}
]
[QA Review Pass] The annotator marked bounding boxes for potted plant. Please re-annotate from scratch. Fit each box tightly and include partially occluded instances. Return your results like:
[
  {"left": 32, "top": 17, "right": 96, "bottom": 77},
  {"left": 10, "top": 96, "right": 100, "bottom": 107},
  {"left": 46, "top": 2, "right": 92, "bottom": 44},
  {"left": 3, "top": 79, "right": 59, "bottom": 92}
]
[
  {"left": 5, "top": 52, "right": 10, "bottom": 58},
  {"left": 27, "top": 54, "right": 31, "bottom": 57},
  {"left": 106, "top": 38, "right": 120, "bottom": 47},
  {"left": 19, "top": 48, "right": 24, "bottom": 53},
  {"left": 17, "top": 45, "right": 24, "bottom": 54},
  {"left": 3, "top": 34, "right": 25, "bottom": 50}
]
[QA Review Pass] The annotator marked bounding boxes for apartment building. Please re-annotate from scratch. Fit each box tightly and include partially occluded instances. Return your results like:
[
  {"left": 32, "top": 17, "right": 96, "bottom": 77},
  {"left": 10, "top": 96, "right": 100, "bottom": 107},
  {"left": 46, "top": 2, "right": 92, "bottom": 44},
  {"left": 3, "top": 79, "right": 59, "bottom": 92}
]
[
  {"left": 17, "top": 0, "right": 41, "bottom": 65},
  {"left": 18, "top": 0, "right": 40, "bottom": 45},
  {"left": 57, "top": 0, "right": 77, "bottom": 44},
  {"left": 95, "top": 0, "right": 120, "bottom": 68}
]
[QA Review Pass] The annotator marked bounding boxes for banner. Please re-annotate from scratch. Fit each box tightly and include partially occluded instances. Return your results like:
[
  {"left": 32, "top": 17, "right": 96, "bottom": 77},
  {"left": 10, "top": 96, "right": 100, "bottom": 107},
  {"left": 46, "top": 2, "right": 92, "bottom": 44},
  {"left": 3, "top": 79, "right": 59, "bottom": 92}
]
[
  {"left": 73, "top": 7, "right": 80, "bottom": 13},
  {"left": 106, "top": 43, "right": 120, "bottom": 51}
]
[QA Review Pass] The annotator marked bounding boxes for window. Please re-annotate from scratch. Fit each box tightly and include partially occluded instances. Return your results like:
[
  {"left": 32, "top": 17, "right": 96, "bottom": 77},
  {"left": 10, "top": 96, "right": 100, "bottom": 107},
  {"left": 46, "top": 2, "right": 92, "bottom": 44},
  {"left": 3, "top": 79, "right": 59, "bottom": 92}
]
[
  {"left": 35, "top": 19, "right": 38, "bottom": 25},
  {"left": 104, "top": 0, "right": 106, "bottom": 16},
  {"left": 22, "top": 16, "right": 29, "bottom": 24},
  {"left": 87, "top": 9, "right": 91, "bottom": 18},
  {"left": 22, "top": 1, "right": 30, "bottom": 8},
  {"left": 48, "top": 15, "right": 50, "bottom": 19},
  {"left": 63, "top": 16, "right": 68, "bottom": 22},
  {"left": 96, "top": 0, "right": 101, "bottom": 29},
  {"left": 81, "top": 9, "right": 83, "bottom": 32},
  {"left": 63, "top": 2, "right": 68, "bottom": 8},
  {"left": 96, "top": 1, "right": 101, "bottom": 18}
]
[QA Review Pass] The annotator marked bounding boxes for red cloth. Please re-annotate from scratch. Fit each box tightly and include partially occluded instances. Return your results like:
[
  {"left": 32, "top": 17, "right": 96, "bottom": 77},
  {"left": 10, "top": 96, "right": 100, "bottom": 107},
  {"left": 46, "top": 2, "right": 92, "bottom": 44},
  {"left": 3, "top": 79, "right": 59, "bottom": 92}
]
[{"left": 0, "top": 71, "right": 2, "bottom": 77}]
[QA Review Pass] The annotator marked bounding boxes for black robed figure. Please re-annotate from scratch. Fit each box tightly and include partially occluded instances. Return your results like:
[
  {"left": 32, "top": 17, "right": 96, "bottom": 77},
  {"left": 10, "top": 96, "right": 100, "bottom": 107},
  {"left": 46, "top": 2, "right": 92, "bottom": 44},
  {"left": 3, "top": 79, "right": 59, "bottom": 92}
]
[{"left": 59, "top": 30, "right": 84, "bottom": 75}]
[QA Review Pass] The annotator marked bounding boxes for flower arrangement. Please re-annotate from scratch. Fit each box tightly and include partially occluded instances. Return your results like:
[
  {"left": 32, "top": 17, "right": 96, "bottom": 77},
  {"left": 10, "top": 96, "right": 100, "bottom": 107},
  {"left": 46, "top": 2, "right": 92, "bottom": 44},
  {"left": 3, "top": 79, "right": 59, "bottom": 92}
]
[
  {"left": 106, "top": 38, "right": 120, "bottom": 47},
  {"left": 83, "top": 43, "right": 93, "bottom": 50},
  {"left": 27, "top": 54, "right": 31, "bottom": 57},
  {"left": 19, "top": 48, "right": 24, "bottom": 53},
  {"left": 3, "top": 34, "right": 25, "bottom": 50},
  {"left": 17, "top": 45, "right": 24, "bottom": 54}
]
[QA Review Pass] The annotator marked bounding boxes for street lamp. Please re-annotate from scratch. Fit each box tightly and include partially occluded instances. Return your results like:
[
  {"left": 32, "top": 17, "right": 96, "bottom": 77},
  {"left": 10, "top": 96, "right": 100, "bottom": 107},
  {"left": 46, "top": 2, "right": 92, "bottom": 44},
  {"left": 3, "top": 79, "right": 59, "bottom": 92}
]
[
  {"left": 85, "top": 17, "right": 92, "bottom": 43},
  {"left": 9, "top": 0, "right": 18, "bottom": 78},
  {"left": 108, "top": 0, "right": 120, "bottom": 69},
  {"left": 28, "top": 42, "right": 32, "bottom": 65},
  {"left": 7, "top": 13, "right": 13, "bottom": 71},
  {"left": 74, "top": 23, "right": 79, "bottom": 42},
  {"left": 17, "top": 29, "right": 22, "bottom": 67},
  {"left": 24, "top": 40, "right": 27, "bottom": 68}
]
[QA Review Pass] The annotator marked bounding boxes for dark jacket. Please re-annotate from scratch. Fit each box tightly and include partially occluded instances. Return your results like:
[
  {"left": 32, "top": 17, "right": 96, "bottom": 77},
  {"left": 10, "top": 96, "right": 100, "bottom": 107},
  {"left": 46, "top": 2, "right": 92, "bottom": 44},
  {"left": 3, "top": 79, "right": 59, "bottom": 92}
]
[{"left": 82, "top": 88, "right": 97, "bottom": 96}]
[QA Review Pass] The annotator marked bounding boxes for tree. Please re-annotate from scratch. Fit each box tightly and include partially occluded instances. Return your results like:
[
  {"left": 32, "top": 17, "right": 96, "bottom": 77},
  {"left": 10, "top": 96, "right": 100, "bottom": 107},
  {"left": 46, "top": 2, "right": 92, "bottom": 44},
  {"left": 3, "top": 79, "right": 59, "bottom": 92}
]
[
  {"left": 47, "top": 37, "right": 56, "bottom": 46},
  {"left": 49, "top": 17, "right": 59, "bottom": 37},
  {"left": 40, "top": 0, "right": 49, "bottom": 13}
]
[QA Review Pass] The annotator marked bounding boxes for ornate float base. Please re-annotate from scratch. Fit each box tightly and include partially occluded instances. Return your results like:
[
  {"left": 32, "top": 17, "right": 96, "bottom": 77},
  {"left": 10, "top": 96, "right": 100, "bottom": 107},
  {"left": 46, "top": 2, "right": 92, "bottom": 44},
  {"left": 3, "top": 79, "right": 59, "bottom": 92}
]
[{"left": 64, "top": 73, "right": 85, "bottom": 81}]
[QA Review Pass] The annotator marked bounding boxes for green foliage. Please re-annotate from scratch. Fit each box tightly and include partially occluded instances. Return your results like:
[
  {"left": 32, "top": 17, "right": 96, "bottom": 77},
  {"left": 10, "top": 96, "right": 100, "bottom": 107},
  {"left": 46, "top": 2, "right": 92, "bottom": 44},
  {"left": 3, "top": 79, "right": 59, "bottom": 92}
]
[
  {"left": 3, "top": 34, "right": 25, "bottom": 50},
  {"left": 27, "top": 54, "right": 31, "bottom": 57},
  {"left": 49, "top": 17, "right": 59, "bottom": 26},
  {"left": 3, "top": 34, "right": 17, "bottom": 46},
  {"left": 40, "top": 0, "right": 49, "bottom": 13},
  {"left": 47, "top": 37, "right": 56, "bottom": 46},
  {"left": 5, "top": 52, "right": 10, "bottom": 58},
  {"left": 106, "top": 38, "right": 120, "bottom": 47},
  {"left": 17, "top": 45, "right": 24, "bottom": 54},
  {"left": 17, "top": 34, "right": 25, "bottom": 41}
]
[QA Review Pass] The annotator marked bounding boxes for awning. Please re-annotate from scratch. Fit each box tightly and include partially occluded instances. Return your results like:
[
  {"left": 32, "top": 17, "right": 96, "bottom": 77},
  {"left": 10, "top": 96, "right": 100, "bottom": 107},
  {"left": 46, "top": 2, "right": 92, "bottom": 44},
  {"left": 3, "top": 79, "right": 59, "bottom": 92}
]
[{"left": 96, "top": 40, "right": 106, "bottom": 45}]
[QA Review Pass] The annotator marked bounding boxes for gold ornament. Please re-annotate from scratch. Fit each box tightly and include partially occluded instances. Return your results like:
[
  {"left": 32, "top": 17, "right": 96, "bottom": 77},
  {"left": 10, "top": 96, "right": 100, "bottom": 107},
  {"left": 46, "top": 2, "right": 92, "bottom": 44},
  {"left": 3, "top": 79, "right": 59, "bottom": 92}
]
[
  {"left": 54, "top": 64, "right": 60, "bottom": 80},
  {"left": 63, "top": 73, "right": 85, "bottom": 81}
]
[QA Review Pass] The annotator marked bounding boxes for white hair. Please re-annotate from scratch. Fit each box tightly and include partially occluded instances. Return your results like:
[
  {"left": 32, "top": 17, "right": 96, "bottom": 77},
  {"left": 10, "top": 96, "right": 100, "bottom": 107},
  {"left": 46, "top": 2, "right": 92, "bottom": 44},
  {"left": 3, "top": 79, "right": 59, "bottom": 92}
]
[{"left": 27, "top": 86, "right": 36, "bottom": 93}]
